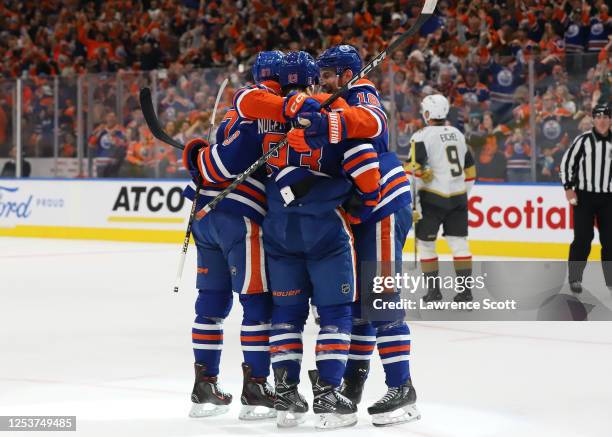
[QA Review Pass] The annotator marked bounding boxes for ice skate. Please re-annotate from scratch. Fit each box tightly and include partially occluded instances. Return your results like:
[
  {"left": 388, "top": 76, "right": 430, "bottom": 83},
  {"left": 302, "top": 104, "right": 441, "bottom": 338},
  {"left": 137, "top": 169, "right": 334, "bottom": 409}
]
[
  {"left": 453, "top": 289, "right": 473, "bottom": 303},
  {"left": 239, "top": 363, "right": 277, "bottom": 420},
  {"left": 368, "top": 379, "right": 421, "bottom": 427},
  {"left": 340, "top": 361, "right": 369, "bottom": 405},
  {"left": 309, "top": 369, "right": 357, "bottom": 430},
  {"left": 274, "top": 367, "right": 308, "bottom": 427},
  {"left": 189, "top": 363, "right": 232, "bottom": 417},
  {"left": 422, "top": 286, "right": 443, "bottom": 303}
]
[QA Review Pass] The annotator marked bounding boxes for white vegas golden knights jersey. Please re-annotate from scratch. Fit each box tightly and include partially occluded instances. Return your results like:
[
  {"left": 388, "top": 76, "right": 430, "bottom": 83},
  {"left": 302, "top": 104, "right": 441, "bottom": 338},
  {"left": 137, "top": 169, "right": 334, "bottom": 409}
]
[{"left": 408, "top": 125, "right": 474, "bottom": 204}]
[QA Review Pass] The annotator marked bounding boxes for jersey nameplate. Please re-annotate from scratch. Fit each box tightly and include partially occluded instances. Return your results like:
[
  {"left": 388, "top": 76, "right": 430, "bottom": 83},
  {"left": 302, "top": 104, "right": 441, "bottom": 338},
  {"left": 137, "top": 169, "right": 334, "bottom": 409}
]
[
  {"left": 440, "top": 133, "right": 458, "bottom": 142},
  {"left": 258, "top": 119, "right": 286, "bottom": 135}
]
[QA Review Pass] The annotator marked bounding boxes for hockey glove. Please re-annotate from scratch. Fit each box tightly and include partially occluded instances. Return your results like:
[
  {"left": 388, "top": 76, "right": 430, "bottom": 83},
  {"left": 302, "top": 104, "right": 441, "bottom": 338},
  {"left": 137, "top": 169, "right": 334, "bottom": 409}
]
[
  {"left": 182, "top": 138, "right": 209, "bottom": 184},
  {"left": 282, "top": 91, "right": 321, "bottom": 121},
  {"left": 287, "top": 111, "right": 347, "bottom": 153},
  {"left": 403, "top": 161, "right": 433, "bottom": 183},
  {"left": 343, "top": 188, "right": 381, "bottom": 225}
]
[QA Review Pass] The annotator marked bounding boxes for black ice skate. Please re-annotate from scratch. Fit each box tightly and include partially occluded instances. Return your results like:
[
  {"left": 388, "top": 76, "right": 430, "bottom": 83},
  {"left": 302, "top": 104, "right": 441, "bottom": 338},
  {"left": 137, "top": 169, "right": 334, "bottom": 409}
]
[
  {"left": 189, "top": 363, "right": 233, "bottom": 417},
  {"left": 273, "top": 367, "right": 308, "bottom": 428},
  {"left": 309, "top": 369, "right": 358, "bottom": 430},
  {"left": 340, "top": 360, "right": 369, "bottom": 405},
  {"left": 422, "top": 286, "right": 443, "bottom": 302},
  {"left": 239, "top": 363, "right": 277, "bottom": 420},
  {"left": 453, "top": 289, "right": 473, "bottom": 302},
  {"left": 367, "top": 379, "right": 421, "bottom": 427}
]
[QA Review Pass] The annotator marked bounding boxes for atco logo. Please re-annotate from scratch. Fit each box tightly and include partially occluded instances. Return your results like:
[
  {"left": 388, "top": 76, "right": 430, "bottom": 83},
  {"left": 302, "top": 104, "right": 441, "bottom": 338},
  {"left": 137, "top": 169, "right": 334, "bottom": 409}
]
[{"left": 112, "top": 185, "right": 185, "bottom": 212}]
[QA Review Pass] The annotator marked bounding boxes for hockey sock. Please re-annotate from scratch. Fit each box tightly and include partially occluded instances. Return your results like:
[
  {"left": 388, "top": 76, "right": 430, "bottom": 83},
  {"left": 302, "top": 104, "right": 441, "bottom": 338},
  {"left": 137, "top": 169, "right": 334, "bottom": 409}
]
[
  {"left": 454, "top": 256, "right": 473, "bottom": 289},
  {"left": 345, "top": 321, "right": 376, "bottom": 377},
  {"left": 421, "top": 261, "right": 440, "bottom": 291},
  {"left": 374, "top": 320, "right": 411, "bottom": 387},
  {"left": 316, "top": 304, "right": 352, "bottom": 388},
  {"left": 192, "top": 316, "right": 224, "bottom": 376},
  {"left": 270, "top": 302, "right": 308, "bottom": 383},
  {"left": 193, "top": 289, "right": 232, "bottom": 377},
  {"left": 240, "top": 294, "right": 272, "bottom": 378}
]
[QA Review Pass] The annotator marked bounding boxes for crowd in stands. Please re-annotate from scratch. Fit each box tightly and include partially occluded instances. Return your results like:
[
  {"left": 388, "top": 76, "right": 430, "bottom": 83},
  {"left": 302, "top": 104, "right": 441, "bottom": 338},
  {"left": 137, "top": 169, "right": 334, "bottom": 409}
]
[{"left": 0, "top": 0, "right": 610, "bottom": 181}]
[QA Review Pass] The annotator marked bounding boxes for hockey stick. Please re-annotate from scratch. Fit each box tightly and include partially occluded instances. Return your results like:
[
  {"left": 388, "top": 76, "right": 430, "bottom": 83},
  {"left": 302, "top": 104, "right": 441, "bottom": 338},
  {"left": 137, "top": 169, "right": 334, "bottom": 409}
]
[
  {"left": 172, "top": 77, "right": 229, "bottom": 293},
  {"left": 192, "top": 0, "right": 438, "bottom": 220},
  {"left": 138, "top": 79, "right": 229, "bottom": 292},
  {"left": 410, "top": 139, "right": 418, "bottom": 269},
  {"left": 139, "top": 87, "right": 184, "bottom": 150}
]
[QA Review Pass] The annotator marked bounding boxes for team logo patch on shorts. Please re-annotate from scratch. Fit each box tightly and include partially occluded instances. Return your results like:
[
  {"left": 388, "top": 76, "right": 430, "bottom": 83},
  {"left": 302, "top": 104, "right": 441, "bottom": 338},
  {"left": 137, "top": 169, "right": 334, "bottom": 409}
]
[
  {"left": 341, "top": 283, "right": 351, "bottom": 294},
  {"left": 230, "top": 266, "right": 237, "bottom": 275}
]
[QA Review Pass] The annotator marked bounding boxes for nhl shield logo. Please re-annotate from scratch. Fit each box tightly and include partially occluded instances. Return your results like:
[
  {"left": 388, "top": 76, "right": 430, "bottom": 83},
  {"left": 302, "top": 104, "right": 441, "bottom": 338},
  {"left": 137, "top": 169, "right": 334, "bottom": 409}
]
[
  {"left": 341, "top": 283, "right": 350, "bottom": 294},
  {"left": 288, "top": 73, "right": 298, "bottom": 83}
]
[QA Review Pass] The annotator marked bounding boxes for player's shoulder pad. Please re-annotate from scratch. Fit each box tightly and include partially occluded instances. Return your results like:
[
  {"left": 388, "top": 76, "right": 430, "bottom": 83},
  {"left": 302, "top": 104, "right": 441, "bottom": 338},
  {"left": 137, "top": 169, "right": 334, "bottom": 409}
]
[
  {"left": 258, "top": 80, "right": 282, "bottom": 95},
  {"left": 232, "top": 84, "right": 255, "bottom": 108},
  {"left": 411, "top": 128, "right": 425, "bottom": 139},
  {"left": 351, "top": 78, "right": 378, "bottom": 92}
]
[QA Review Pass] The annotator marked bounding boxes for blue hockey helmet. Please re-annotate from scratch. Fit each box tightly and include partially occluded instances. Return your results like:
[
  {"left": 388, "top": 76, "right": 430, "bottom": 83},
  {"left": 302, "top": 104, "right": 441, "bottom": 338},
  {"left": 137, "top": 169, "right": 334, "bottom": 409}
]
[
  {"left": 279, "top": 51, "right": 319, "bottom": 88},
  {"left": 252, "top": 50, "right": 284, "bottom": 83},
  {"left": 316, "top": 45, "right": 362, "bottom": 76}
]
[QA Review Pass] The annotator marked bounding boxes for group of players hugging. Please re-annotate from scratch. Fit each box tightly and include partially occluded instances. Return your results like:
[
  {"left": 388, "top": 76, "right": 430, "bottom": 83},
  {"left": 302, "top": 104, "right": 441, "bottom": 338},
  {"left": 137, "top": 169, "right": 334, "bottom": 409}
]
[{"left": 180, "top": 45, "right": 475, "bottom": 430}]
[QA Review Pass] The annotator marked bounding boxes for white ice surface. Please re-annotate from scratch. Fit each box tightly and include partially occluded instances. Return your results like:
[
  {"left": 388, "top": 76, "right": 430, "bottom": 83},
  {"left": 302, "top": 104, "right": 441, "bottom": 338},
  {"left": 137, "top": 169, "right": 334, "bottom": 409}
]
[{"left": 1, "top": 237, "right": 611, "bottom": 437}]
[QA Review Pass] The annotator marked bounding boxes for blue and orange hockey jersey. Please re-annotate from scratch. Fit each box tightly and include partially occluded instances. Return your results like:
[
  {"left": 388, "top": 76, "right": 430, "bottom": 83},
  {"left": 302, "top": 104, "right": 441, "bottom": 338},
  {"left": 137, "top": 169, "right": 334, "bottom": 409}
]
[
  {"left": 193, "top": 107, "right": 380, "bottom": 218},
  {"left": 183, "top": 106, "right": 268, "bottom": 225},
  {"left": 340, "top": 79, "right": 411, "bottom": 224},
  {"left": 231, "top": 78, "right": 411, "bottom": 224}
]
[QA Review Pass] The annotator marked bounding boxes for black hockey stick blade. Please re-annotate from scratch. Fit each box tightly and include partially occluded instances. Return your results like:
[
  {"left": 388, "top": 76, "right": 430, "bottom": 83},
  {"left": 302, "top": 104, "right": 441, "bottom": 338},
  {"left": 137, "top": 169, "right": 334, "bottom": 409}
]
[{"left": 139, "top": 87, "right": 184, "bottom": 150}]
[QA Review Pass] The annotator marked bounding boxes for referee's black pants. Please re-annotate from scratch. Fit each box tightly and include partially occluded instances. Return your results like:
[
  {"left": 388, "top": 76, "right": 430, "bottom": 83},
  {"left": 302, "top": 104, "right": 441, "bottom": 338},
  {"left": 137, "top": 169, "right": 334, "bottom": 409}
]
[{"left": 568, "top": 190, "right": 612, "bottom": 285}]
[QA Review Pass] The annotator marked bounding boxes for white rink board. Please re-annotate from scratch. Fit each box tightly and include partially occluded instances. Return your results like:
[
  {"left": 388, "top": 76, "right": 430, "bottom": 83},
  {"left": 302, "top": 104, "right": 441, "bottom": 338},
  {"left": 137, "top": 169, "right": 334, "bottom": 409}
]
[
  {"left": 0, "top": 179, "right": 190, "bottom": 231},
  {"left": 0, "top": 179, "right": 592, "bottom": 245}
]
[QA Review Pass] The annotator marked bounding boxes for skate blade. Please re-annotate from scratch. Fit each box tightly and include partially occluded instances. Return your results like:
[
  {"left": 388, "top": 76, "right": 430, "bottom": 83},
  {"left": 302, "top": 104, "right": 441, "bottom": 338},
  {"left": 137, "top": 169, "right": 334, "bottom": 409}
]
[
  {"left": 372, "top": 404, "right": 421, "bottom": 427},
  {"left": 189, "top": 402, "right": 230, "bottom": 418},
  {"left": 239, "top": 405, "right": 277, "bottom": 420},
  {"left": 314, "top": 413, "right": 358, "bottom": 430},
  {"left": 276, "top": 410, "right": 306, "bottom": 428}
]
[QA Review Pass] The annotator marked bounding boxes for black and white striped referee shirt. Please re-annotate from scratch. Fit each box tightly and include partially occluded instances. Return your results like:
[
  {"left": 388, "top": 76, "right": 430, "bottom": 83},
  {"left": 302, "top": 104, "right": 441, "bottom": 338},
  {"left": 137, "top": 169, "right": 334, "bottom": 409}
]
[{"left": 560, "top": 129, "right": 612, "bottom": 193}]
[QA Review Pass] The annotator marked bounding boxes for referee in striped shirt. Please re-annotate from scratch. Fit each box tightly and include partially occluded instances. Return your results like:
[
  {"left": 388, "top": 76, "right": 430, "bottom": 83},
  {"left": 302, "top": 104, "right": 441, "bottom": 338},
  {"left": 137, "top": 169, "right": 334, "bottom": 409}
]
[{"left": 560, "top": 103, "right": 612, "bottom": 293}]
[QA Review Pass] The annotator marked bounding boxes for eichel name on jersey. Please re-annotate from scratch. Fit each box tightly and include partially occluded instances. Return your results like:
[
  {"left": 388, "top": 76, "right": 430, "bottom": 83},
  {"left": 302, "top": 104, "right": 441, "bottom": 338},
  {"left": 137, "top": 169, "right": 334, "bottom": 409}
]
[{"left": 408, "top": 125, "right": 476, "bottom": 210}]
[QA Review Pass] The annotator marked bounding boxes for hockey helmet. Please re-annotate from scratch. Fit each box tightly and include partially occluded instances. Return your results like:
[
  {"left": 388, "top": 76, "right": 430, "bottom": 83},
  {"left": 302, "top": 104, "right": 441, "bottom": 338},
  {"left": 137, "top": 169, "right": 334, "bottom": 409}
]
[
  {"left": 316, "top": 45, "right": 362, "bottom": 76},
  {"left": 252, "top": 50, "right": 284, "bottom": 83},
  {"left": 279, "top": 51, "right": 319, "bottom": 88},
  {"left": 421, "top": 94, "right": 450, "bottom": 122}
]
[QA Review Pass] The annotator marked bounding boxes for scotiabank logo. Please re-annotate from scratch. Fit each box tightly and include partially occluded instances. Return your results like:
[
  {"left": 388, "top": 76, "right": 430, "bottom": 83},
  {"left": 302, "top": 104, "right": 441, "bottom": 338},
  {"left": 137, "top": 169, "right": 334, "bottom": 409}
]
[{"left": 469, "top": 196, "right": 573, "bottom": 230}]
